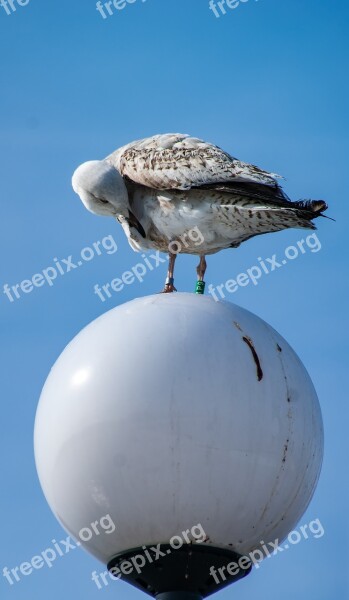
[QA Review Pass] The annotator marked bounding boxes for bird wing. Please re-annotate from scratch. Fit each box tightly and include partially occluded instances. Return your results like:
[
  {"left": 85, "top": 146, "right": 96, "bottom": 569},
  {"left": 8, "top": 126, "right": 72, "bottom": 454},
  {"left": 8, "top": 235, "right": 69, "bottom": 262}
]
[{"left": 106, "top": 133, "right": 283, "bottom": 191}]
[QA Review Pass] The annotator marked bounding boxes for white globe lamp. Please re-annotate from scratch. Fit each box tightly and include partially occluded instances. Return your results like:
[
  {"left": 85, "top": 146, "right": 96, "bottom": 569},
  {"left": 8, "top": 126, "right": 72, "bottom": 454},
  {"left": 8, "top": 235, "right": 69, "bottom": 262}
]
[{"left": 34, "top": 294, "right": 323, "bottom": 599}]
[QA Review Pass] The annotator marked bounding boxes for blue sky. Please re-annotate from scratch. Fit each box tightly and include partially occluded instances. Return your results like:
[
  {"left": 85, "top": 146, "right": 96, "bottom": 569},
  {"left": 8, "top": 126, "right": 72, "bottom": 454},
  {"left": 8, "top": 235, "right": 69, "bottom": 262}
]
[{"left": 0, "top": 0, "right": 348, "bottom": 598}]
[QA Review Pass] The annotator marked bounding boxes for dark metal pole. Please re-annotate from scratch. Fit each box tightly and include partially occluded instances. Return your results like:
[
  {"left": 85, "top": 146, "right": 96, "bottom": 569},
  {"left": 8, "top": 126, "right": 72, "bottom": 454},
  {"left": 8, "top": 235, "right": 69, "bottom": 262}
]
[{"left": 156, "top": 592, "right": 202, "bottom": 600}]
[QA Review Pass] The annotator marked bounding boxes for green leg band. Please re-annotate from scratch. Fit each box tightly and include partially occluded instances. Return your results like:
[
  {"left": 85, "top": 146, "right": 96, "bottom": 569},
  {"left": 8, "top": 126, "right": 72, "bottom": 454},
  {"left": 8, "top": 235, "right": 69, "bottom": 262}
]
[{"left": 195, "top": 281, "right": 206, "bottom": 295}]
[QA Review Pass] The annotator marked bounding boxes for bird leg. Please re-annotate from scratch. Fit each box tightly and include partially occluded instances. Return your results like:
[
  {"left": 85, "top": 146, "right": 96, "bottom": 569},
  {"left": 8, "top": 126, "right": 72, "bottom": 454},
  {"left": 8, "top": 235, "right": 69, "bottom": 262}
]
[
  {"left": 196, "top": 255, "right": 207, "bottom": 280},
  {"left": 161, "top": 251, "right": 177, "bottom": 293},
  {"left": 195, "top": 255, "right": 207, "bottom": 294}
]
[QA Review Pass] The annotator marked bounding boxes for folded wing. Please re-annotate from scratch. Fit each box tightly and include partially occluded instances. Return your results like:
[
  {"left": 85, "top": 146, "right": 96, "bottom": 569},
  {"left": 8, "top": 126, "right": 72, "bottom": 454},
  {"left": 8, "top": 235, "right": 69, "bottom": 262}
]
[{"left": 106, "top": 133, "right": 283, "bottom": 192}]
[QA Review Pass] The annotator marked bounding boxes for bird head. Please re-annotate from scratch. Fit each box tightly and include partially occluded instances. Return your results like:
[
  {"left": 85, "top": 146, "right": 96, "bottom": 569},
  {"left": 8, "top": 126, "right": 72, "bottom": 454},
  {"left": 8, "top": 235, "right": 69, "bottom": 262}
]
[{"left": 72, "top": 160, "right": 129, "bottom": 217}]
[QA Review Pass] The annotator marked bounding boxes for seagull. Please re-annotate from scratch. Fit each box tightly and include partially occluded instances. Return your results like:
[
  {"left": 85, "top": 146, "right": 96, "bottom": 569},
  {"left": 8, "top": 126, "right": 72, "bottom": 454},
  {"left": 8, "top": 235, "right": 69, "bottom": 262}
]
[{"left": 72, "top": 133, "right": 328, "bottom": 293}]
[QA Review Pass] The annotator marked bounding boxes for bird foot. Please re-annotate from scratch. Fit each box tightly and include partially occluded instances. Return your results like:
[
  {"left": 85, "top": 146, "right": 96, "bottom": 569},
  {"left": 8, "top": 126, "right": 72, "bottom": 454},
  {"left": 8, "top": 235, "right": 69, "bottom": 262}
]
[{"left": 161, "top": 283, "right": 177, "bottom": 293}]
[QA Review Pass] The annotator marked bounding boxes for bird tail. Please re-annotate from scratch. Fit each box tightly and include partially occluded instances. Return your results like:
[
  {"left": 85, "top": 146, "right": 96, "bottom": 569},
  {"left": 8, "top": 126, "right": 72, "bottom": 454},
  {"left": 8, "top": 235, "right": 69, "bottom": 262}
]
[
  {"left": 294, "top": 199, "right": 334, "bottom": 221},
  {"left": 294, "top": 199, "right": 327, "bottom": 214},
  {"left": 294, "top": 199, "right": 326, "bottom": 213}
]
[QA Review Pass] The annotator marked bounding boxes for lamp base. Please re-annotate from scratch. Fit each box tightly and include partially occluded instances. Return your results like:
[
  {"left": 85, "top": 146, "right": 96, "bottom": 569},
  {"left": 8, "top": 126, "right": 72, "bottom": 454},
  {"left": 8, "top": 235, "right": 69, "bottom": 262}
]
[{"left": 107, "top": 543, "right": 251, "bottom": 599}]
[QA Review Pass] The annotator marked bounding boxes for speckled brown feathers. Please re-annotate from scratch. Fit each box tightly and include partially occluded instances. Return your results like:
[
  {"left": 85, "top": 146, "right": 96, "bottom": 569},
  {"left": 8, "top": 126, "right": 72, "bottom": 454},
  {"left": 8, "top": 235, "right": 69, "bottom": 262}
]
[{"left": 107, "top": 133, "right": 282, "bottom": 191}]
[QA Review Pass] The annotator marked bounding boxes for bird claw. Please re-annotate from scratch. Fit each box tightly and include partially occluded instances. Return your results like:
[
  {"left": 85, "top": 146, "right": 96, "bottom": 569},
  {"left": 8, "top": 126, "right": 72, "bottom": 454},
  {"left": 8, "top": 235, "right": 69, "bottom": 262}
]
[{"left": 160, "top": 283, "right": 177, "bottom": 293}]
